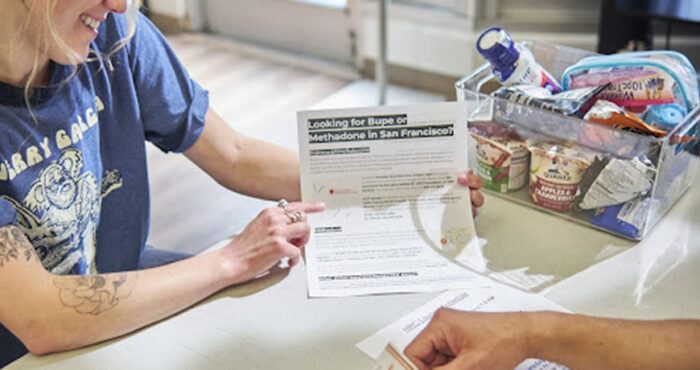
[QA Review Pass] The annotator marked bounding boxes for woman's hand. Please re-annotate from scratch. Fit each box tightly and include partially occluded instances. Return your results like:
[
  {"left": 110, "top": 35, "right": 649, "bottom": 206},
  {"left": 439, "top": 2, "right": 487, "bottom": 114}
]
[
  {"left": 458, "top": 170, "right": 484, "bottom": 216},
  {"left": 221, "top": 201, "right": 325, "bottom": 284}
]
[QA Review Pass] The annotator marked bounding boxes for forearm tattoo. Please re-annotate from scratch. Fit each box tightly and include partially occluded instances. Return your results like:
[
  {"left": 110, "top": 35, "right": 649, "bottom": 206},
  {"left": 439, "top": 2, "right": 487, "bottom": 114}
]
[
  {"left": 0, "top": 225, "right": 40, "bottom": 267},
  {"left": 53, "top": 273, "right": 138, "bottom": 315},
  {"left": 1, "top": 226, "right": 138, "bottom": 315}
]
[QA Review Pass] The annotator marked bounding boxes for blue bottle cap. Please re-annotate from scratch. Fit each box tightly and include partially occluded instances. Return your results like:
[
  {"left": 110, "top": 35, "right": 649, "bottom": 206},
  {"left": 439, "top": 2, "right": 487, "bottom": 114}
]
[
  {"left": 476, "top": 26, "right": 519, "bottom": 81},
  {"left": 643, "top": 104, "right": 687, "bottom": 129}
]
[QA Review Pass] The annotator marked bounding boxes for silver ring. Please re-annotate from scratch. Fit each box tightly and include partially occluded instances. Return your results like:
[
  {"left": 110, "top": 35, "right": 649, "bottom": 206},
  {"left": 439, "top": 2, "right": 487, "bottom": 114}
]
[
  {"left": 285, "top": 210, "right": 303, "bottom": 223},
  {"left": 277, "top": 199, "right": 289, "bottom": 211}
]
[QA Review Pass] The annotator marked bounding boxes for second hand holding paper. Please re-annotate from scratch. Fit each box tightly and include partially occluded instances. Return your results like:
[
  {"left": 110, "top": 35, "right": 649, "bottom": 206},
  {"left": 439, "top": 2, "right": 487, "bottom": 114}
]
[{"left": 297, "top": 102, "right": 490, "bottom": 297}]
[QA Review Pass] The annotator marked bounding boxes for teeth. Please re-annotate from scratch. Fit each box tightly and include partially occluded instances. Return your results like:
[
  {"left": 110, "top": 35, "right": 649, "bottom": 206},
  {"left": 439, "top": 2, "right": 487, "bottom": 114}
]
[{"left": 80, "top": 14, "right": 101, "bottom": 30}]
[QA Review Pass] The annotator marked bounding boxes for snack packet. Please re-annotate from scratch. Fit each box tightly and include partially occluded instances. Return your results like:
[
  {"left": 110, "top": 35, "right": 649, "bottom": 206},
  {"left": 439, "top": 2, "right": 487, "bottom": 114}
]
[
  {"left": 584, "top": 100, "right": 668, "bottom": 137},
  {"left": 574, "top": 155, "right": 656, "bottom": 210},
  {"left": 492, "top": 84, "right": 606, "bottom": 116},
  {"left": 590, "top": 197, "right": 650, "bottom": 239}
]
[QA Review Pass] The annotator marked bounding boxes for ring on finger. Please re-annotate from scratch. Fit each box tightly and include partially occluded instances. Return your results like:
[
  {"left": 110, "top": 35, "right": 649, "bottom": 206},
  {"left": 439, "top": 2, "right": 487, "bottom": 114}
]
[
  {"left": 285, "top": 210, "right": 303, "bottom": 223},
  {"left": 277, "top": 199, "right": 289, "bottom": 211}
]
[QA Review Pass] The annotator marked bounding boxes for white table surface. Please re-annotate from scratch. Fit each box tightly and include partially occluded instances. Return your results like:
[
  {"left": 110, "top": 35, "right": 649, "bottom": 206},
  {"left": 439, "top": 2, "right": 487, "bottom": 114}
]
[
  {"left": 11, "top": 84, "right": 700, "bottom": 368},
  {"left": 10, "top": 167, "right": 699, "bottom": 369}
]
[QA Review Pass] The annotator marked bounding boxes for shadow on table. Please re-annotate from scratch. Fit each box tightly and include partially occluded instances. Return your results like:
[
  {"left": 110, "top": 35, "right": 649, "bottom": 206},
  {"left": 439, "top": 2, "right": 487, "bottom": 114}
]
[
  {"left": 469, "top": 194, "right": 638, "bottom": 292},
  {"left": 215, "top": 264, "right": 292, "bottom": 300}
]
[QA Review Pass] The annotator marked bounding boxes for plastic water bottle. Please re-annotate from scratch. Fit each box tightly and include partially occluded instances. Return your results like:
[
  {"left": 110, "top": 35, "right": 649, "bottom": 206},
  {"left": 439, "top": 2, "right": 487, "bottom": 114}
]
[{"left": 476, "top": 26, "right": 562, "bottom": 93}]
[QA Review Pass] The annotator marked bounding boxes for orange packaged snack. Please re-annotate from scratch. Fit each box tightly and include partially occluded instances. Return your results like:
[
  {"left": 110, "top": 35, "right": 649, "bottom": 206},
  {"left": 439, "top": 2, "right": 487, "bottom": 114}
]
[{"left": 583, "top": 100, "right": 667, "bottom": 137}]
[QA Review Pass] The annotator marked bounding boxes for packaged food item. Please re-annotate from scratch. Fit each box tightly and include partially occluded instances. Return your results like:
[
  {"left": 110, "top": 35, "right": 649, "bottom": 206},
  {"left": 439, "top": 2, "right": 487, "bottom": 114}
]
[
  {"left": 569, "top": 67, "right": 675, "bottom": 108},
  {"left": 584, "top": 99, "right": 668, "bottom": 137},
  {"left": 590, "top": 197, "right": 650, "bottom": 239},
  {"left": 472, "top": 133, "right": 529, "bottom": 193},
  {"left": 584, "top": 100, "right": 695, "bottom": 147},
  {"left": 476, "top": 26, "right": 562, "bottom": 93},
  {"left": 469, "top": 120, "right": 515, "bottom": 138},
  {"left": 577, "top": 120, "right": 649, "bottom": 158},
  {"left": 624, "top": 105, "right": 649, "bottom": 117},
  {"left": 458, "top": 40, "right": 698, "bottom": 240},
  {"left": 562, "top": 51, "right": 699, "bottom": 112},
  {"left": 526, "top": 141, "right": 597, "bottom": 212},
  {"left": 574, "top": 155, "right": 656, "bottom": 210},
  {"left": 594, "top": 50, "right": 698, "bottom": 107},
  {"left": 492, "top": 84, "right": 606, "bottom": 116}
]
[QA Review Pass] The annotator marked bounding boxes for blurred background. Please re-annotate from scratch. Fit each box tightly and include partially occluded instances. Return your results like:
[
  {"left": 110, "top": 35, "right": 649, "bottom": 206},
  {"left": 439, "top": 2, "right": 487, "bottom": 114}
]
[
  {"left": 142, "top": 0, "right": 700, "bottom": 98},
  {"left": 142, "top": 0, "right": 700, "bottom": 255}
]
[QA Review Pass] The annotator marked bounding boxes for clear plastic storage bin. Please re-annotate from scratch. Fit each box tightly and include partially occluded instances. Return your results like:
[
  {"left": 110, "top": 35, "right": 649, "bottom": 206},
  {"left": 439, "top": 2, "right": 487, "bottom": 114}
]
[{"left": 456, "top": 41, "right": 698, "bottom": 240}]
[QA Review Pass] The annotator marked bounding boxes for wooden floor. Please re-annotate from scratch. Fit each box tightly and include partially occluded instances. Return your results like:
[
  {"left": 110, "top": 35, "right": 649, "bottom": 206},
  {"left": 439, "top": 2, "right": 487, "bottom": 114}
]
[{"left": 146, "top": 34, "right": 352, "bottom": 255}]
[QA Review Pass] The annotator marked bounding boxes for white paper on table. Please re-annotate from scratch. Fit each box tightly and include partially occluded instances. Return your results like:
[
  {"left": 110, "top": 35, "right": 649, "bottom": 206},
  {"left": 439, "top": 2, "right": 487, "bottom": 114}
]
[
  {"left": 297, "top": 102, "right": 489, "bottom": 297},
  {"left": 357, "top": 284, "right": 571, "bottom": 370}
]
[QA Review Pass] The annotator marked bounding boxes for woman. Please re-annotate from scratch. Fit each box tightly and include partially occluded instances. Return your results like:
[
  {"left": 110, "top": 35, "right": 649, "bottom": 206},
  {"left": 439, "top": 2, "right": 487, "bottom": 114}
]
[{"left": 0, "top": 0, "right": 484, "bottom": 366}]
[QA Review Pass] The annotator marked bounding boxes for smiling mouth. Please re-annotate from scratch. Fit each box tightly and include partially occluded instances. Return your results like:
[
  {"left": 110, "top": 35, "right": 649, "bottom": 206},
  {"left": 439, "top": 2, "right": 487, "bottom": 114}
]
[{"left": 80, "top": 14, "right": 101, "bottom": 31}]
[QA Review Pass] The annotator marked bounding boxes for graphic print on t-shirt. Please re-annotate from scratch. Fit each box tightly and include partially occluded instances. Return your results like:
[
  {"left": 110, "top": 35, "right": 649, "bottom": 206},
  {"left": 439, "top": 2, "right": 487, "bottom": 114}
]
[{"left": 1, "top": 148, "right": 122, "bottom": 274}]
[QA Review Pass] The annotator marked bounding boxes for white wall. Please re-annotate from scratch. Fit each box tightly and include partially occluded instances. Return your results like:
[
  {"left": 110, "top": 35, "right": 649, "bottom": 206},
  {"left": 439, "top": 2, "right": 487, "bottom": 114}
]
[
  {"left": 148, "top": 0, "right": 188, "bottom": 18},
  {"left": 202, "top": 0, "right": 353, "bottom": 65},
  {"left": 358, "top": 0, "right": 602, "bottom": 79},
  {"left": 360, "top": 6, "right": 480, "bottom": 78},
  {"left": 150, "top": 0, "right": 699, "bottom": 78}
]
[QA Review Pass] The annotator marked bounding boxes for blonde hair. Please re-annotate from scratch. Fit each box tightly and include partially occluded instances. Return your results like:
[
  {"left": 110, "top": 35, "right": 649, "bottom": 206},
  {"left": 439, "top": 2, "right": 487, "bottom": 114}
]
[{"left": 23, "top": 0, "right": 140, "bottom": 112}]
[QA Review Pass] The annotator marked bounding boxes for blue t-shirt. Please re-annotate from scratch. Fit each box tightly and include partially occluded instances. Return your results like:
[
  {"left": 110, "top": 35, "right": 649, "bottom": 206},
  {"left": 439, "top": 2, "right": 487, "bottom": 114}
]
[{"left": 0, "top": 12, "right": 208, "bottom": 366}]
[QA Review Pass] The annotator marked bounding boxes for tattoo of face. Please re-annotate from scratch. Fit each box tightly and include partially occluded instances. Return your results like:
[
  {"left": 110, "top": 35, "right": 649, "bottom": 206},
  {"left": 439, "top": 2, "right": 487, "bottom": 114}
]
[
  {"left": 53, "top": 273, "right": 138, "bottom": 315},
  {"left": 0, "top": 226, "right": 40, "bottom": 267}
]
